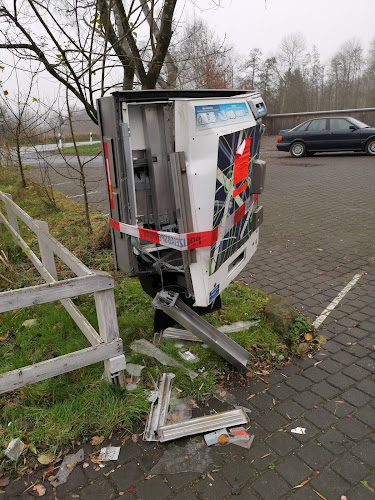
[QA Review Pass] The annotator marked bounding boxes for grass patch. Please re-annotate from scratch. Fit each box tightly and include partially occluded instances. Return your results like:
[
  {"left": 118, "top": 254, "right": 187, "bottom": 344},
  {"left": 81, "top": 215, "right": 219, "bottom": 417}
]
[
  {"left": 0, "top": 168, "right": 314, "bottom": 470},
  {"left": 52, "top": 143, "right": 102, "bottom": 156}
]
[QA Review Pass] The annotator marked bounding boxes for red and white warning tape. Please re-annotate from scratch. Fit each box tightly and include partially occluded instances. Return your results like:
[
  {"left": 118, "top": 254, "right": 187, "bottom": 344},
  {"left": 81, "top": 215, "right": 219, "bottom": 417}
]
[{"left": 110, "top": 195, "right": 258, "bottom": 252}]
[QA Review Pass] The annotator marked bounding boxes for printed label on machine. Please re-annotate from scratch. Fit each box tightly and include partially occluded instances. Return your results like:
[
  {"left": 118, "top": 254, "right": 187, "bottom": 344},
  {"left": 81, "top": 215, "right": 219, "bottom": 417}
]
[{"left": 195, "top": 102, "right": 250, "bottom": 131}]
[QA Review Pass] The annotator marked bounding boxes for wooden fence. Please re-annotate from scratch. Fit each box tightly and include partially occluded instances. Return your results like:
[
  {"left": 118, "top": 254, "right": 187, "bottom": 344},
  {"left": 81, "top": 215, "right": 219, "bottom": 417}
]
[
  {"left": 0, "top": 191, "right": 126, "bottom": 394},
  {"left": 263, "top": 107, "right": 375, "bottom": 136}
]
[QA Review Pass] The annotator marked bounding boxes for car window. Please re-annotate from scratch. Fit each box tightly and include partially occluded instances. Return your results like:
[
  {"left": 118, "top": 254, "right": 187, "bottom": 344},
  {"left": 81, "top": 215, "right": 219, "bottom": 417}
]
[
  {"left": 330, "top": 118, "right": 353, "bottom": 131},
  {"left": 292, "top": 121, "right": 310, "bottom": 131},
  {"left": 307, "top": 119, "right": 327, "bottom": 131}
]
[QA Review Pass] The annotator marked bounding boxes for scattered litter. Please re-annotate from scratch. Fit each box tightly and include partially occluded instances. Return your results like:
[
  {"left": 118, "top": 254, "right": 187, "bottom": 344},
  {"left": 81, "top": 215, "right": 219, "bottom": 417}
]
[
  {"left": 98, "top": 447, "right": 121, "bottom": 461},
  {"left": 166, "top": 395, "right": 194, "bottom": 425},
  {"left": 125, "top": 363, "right": 144, "bottom": 390},
  {"left": 5, "top": 438, "right": 25, "bottom": 461},
  {"left": 230, "top": 426, "right": 250, "bottom": 437},
  {"left": 150, "top": 441, "right": 211, "bottom": 475},
  {"left": 291, "top": 427, "right": 306, "bottom": 435},
  {"left": 82, "top": 462, "right": 90, "bottom": 469},
  {"left": 130, "top": 339, "right": 198, "bottom": 378},
  {"left": 228, "top": 433, "right": 254, "bottom": 449},
  {"left": 179, "top": 351, "right": 199, "bottom": 362},
  {"left": 214, "top": 389, "right": 252, "bottom": 415},
  {"left": 22, "top": 319, "right": 37, "bottom": 328},
  {"left": 204, "top": 429, "right": 229, "bottom": 446},
  {"left": 50, "top": 449, "right": 84, "bottom": 487}
]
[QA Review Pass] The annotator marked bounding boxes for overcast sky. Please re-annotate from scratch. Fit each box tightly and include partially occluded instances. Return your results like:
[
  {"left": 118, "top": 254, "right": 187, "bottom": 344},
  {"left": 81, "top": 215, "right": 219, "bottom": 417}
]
[{"left": 187, "top": 0, "right": 375, "bottom": 62}]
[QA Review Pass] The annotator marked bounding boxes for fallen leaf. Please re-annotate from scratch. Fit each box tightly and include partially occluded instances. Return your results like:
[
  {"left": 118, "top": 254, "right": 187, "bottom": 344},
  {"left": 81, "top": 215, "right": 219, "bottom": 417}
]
[
  {"left": 42, "top": 464, "right": 55, "bottom": 481},
  {"left": 0, "top": 477, "right": 10, "bottom": 487},
  {"left": 246, "top": 394, "right": 255, "bottom": 400},
  {"left": 82, "top": 462, "right": 90, "bottom": 469},
  {"left": 298, "top": 342, "right": 310, "bottom": 353},
  {"left": 119, "top": 493, "right": 124, "bottom": 496},
  {"left": 131, "top": 434, "right": 138, "bottom": 443},
  {"left": 341, "top": 496, "right": 348, "bottom": 500},
  {"left": 293, "top": 477, "right": 312, "bottom": 488},
  {"left": 121, "top": 436, "right": 130, "bottom": 446},
  {"left": 127, "top": 487, "right": 135, "bottom": 492},
  {"left": 47, "top": 476, "right": 57, "bottom": 482},
  {"left": 207, "top": 472, "right": 214, "bottom": 481},
  {"left": 261, "top": 453, "right": 271, "bottom": 459},
  {"left": 37, "top": 453, "right": 55, "bottom": 465},
  {"left": 218, "top": 434, "right": 228, "bottom": 445},
  {"left": 313, "top": 489, "right": 327, "bottom": 500},
  {"left": 32, "top": 484, "right": 46, "bottom": 497},
  {"left": 304, "top": 333, "right": 313, "bottom": 341},
  {"left": 245, "top": 372, "right": 253, "bottom": 378},
  {"left": 315, "top": 335, "right": 327, "bottom": 345},
  {"left": 90, "top": 436, "right": 105, "bottom": 446}
]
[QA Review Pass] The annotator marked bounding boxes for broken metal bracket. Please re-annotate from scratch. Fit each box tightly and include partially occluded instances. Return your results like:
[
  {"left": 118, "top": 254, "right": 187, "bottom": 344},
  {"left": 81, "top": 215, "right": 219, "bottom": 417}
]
[
  {"left": 158, "top": 408, "right": 249, "bottom": 443},
  {"left": 144, "top": 372, "right": 175, "bottom": 441},
  {"left": 152, "top": 291, "right": 253, "bottom": 373}
]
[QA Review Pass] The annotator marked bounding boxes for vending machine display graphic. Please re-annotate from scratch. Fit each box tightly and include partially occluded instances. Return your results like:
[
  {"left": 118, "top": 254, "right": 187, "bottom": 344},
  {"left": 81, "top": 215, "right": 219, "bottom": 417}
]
[{"left": 210, "top": 124, "right": 262, "bottom": 275}]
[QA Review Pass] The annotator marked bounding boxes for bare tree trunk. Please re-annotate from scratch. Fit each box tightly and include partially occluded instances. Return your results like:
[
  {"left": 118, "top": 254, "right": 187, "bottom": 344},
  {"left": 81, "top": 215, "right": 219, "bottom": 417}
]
[{"left": 66, "top": 92, "right": 92, "bottom": 234}]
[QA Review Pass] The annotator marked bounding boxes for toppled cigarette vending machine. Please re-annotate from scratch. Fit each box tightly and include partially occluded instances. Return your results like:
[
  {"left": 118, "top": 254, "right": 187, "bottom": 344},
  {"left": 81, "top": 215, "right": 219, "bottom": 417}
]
[{"left": 97, "top": 90, "right": 267, "bottom": 372}]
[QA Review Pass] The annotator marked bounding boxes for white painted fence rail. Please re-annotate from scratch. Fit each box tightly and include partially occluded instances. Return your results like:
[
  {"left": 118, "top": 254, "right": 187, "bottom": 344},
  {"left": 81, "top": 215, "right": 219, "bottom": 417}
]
[{"left": 0, "top": 191, "right": 126, "bottom": 394}]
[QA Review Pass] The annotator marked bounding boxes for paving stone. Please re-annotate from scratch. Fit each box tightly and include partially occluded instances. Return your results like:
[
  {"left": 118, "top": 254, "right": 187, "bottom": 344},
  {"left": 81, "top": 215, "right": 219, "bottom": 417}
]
[
  {"left": 305, "top": 408, "right": 337, "bottom": 429},
  {"left": 352, "top": 441, "right": 375, "bottom": 467},
  {"left": 297, "top": 442, "right": 334, "bottom": 469},
  {"left": 265, "top": 371, "right": 286, "bottom": 385},
  {"left": 323, "top": 340, "right": 342, "bottom": 353},
  {"left": 318, "top": 358, "right": 344, "bottom": 374},
  {"left": 331, "top": 453, "right": 369, "bottom": 485},
  {"left": 244, "top": 442, "right": 278, "bottom": 472},
  {"left": 311, "top": 381, "right": 340, "bottom": 400},
  {"left": 342, "top": 387, "right": 371, "bottom": 407},
  {"left": 302, "top": 366, "right": 328, "bottom": 383},
  {"left": 355, "top": 357, "right": 375, "bottom": 372},
  {"left": 342, "top": 364, "right": 371, "bottom": 380},
  {"left": 259, "top": 410, "right": 288, "bottom": 432},
  {"left": 326, "top": 372, "right": 355, "bottom": 390},
  {"left": 336, "top": 417, "right": 371, "bottom": 440},
  {"left": 285, "top": 375, "right": 312, "bottom": 392},
  {"left": 267, "top": 431, "right": 299, "bottom": 457},
  {"left": 346, "top": 484, "right": 375, "bottom": 500},
  {"left": 252, "top": 470, "right": 289, "bottom": 500},
  {"left": 163, "top": 472, "right": 200, "bottom": 491},
  {"left": 110, "top": 462, "right": 145, "bottom": 491},
  {"left": 355, "top": 405, "right": 375, "bottom": 427},
  {"left": 309, "top": 469, "right": 350, "bottom": 498},
  {"left": 359, "top": 335, "right": 375, "bottom": 349},
  {"left": 275, "top": 400, "right": 305, "bottom": 419},
  {"left": 275, "top": 455, "right": 312, "bottom": 486},
  {"left": 193, "top": 475, "right": 231, "bottom": 500},
  {"left": 331, "top": 350, "right": 358, "bottom": 365},
  {"left": 335, "top": 333, "right": 358, "bottom": 345},
  {"left": 348, "top": 327, "right": 372, "bottom": 340},
  {"left": 279, "top": 363, "right": 302, "bottom": 377},
  {"left": 356, "top": 378, "right": 375, "bottom": 396},
  {"left": 81, "top": 477, "right": 116, "bottom": 500},
  {"left": 288, "top": 486, "right": 323, "bottom": 500},
  {"left": 51, "top": 465, "right": 86, "bottom": 496},
  {"left": 318, "top": 429, "right": 353, "bottom": 454},
  {"left": 324, "top": 399, "right": 356, "bottom": 419},
  {"left": 293, "top": 391, "right": 323, "bottom": 409},
  {"left": 135, "top": 475, "right": 172, "bottom": 500},
  {"left": 231, "top": 485, "right": 260, "bottom": 500},
  {"left": 293, "top": 357, "right": 316, "bottom": 369},
  {"left": 268, "top": 383, "right": 296, "bottom": 401},
  {"left": 220, "top": 456, "right": 256, "bottom": 487},
  {"left": 250, "top": 392, "right": 274, "bottom": 411},
  {"left": 170, "top": 489, "right": 199, "bottom": 500},
  {"left": 344, "top": 343, "right": 371, "bottom": 358}
]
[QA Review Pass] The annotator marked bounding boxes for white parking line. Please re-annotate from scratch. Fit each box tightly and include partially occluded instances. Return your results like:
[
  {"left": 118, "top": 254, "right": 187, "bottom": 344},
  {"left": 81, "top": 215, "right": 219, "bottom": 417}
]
[
  {"left": 312, "top": 273, "right": 363, "bottom": 329},
  {"left": 52, "top": 181, "right": 74, "bottom": 186},
  {"left": 67, "top": 190, "right": 98, "bottom": 199}
]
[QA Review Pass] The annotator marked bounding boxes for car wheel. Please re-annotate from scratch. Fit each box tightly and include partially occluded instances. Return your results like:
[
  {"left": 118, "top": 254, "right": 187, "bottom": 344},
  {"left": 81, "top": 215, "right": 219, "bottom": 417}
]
[
  {"left": 290, "top": 141, "right": 306, "bottom": 158},
  {"left": 365, "top": 138, "right": 375, "bottom": 156}
]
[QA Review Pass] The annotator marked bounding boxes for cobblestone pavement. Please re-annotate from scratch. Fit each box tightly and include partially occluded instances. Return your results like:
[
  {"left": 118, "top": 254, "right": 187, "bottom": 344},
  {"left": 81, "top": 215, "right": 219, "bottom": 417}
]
[{"left": 4, "top": 137, "right": 375, "bottom": 499}]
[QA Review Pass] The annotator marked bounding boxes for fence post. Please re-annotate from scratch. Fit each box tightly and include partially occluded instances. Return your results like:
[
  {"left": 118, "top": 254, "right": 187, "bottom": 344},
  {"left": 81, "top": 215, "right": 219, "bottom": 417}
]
[
  {"left": 94, "top": 288, "right": 126, "bottom": 387},
  {"left": 35, "top": 220, "right": 58, "bottom": 280},
  {"left": 4, "top": 194, "right": 20, "bottom": 242}
]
